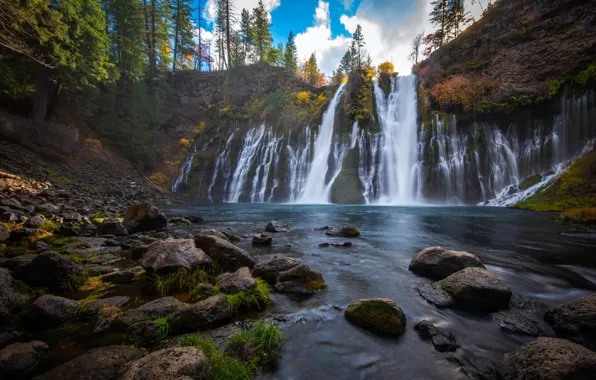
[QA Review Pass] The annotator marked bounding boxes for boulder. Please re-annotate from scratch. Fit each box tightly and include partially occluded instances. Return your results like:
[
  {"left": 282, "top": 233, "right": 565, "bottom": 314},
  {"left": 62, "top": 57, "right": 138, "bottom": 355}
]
[
  {"left": 0, "top": 254, "right": 36, "bottom": 270},
  {"left": 33, "top": 346, "right": 143, "bottom": 380},
  {"left": 194, "top": 234, "right": 254, "bottom": 272},
  {"left": 414, "top": 320, "right": 460, "bottom": 352},
  {"left": 275, "top": 263, "right": 326, "bottom": 294},
  {"left": 127, "top": 320, "right": 162, "bottom": 347},
  {"left": 117, "top": 297, "right": 185, "bottom": 328},
  {"left": 24, "top": 215, "right": 45, "bottom": 228},
  {"left": 123, "top": 203, "right": 167, "bottom": 233},
  {"left": 14, "top": 252, "right": 85, "bottom": 290},
  {"left": 198, "top": 229, "right": 230, "bottom": 242},
  {"left": 0, "top": 223, "right": 8, "bottom": 242},
  {"left": 252, "top": 233, "right": 272, "bottom": 246},
  {"left": 251, "top": 257, "right": 301, "bottom": 285},
  {"left": 440, "top": 267, "right": 512, "bottom": 312},
  {"left": 93, "top": 306, "right": 123, "bottom": 333},
  {"left": 500, "top": 337, "right": 596, "bottom": 380},
  {"left": 169, "top": 294, "right": 232, "bottom": 335},
  {"left": 409, "top": 246, "right": 485, "bottom": 280},
  {"left": 491, "top": 310, "right": 544, "bottom": 337},
  {"left": 141, "top": 239, "right": 211, "bottom": 275},
  {"left": 96, "top": 219, "right": 128, "bottom": 236},
  {"left": 219, "top": 267, "right": 257, "bottom": 293},
  {"left": 265, "top": 221, "right": 290, "bottom": 233},
  {"left": 120, "top": 347, "right": 207, "bottom": 380},
  {"left": 225, "top": 340, "right": 259, "bottom": 363},
  {"left": 345, "top": 298, "right": 407, "bottom": 336},
  {"left": 544, "top": 293, "right": 596, "bottom": 350},
  {"left": 78, "top": 296, "right": 130, "bottom": 316},
  {"left": 101, "top": 267, "right": 143, "bottom": 284},
  {"left": 23, "top": 294, "right": 78, "bottom": 329},
  {"left": 0, "top": 268, "right": 27, "bottom": 320},
  {"left": 0, "top": 341, "right": 48, "bottom": 378},
  {"left": 0, "top": 213, "right": 16, "bottom": 223},
  {"left": 8, "top": 228, "right": 47, "bottom": 243},
  {"left": 325, "top": 224, "right": 360, "bottom": 238}
]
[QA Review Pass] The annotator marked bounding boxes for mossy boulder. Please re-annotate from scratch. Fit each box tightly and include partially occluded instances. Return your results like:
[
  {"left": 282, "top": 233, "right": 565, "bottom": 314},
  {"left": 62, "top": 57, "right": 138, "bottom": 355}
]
[
  {"left": 325, "top": 224, "right": 360, "bottom": 238},
  {"left": 345, "top": 298, "right": 407, "bottom": 336}
]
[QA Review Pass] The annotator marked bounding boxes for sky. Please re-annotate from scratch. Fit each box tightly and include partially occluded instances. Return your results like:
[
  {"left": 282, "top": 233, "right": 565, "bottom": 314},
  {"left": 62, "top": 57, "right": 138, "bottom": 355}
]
[{"left": 199, "top": 0, "right": 484, "bottom": 77}]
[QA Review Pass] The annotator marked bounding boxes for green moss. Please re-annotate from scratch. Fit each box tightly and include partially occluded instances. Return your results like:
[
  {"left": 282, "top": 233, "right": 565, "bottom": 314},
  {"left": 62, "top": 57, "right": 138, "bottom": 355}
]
[
  {"left": 518, "top": 175, "right": 542, "bottom": 191},
  {"left": 38, "top": 236, "right": 78, "bottom": 253},
  {"left": 42, "top": 168, "right": 72, "bottom": 184},
  {"left": 151, "top": 267, "right": 211, "bottom": 296},
  {"left": 576, "top": 64, "right": 596, "bottom": 86},
  {"left": 344, "top": 299, "right": 407, "bottom": 336},
  {"left": 306, "top": 280, "right": 328, "bottom": 292},
  {"left": 62, "top": 271, "right": 89, "bottom": 292},
  {"left": 225, "top": 278, "right": 272, "bottom": 313},
  {"left": 559, "top": 208, "right": 596, "bottom": 225}
]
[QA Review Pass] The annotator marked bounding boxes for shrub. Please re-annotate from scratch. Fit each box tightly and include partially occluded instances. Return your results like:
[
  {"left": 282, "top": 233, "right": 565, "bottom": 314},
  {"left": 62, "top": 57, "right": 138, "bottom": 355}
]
[
  {"left": 149, "top": 172, "right": 169, "bottom": 188},
  {"left": 85, "top": 138, "right": 103, "bottom": 152},
  {"left": 430, "top": 74, "right": 498, "bottom": 111},
  {"left": 179, "top": 138, "right": 191, "bottom": 149},
  {"left": 62, "top": 271, "right": 89, "bottom": 292},
  {"left": 154, "top": 316, "right": 170, "bottom": 339},
  {"left": 296, "top": 91, "right": 311, "bottom": 104},
  {"left": 377, "top": 62, "right": 395, "bottom": 76},
  {"left": 226, "top": 322, "right": 284, "bottom": 365},
  {"left": 546, "top": 78, "right": 565, "bottom": 96},
  {"left": 225, "top": 278, "right": 272, "bottom": 313},
  {"left": 152, "top": 267, "right": 210, "bottom": 296}
]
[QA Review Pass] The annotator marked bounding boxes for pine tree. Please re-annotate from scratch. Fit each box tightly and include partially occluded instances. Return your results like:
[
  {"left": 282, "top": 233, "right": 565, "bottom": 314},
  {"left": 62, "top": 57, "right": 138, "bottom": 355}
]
[
  {"left": 110, "top": 0, "right": 146, "bottom": 81},
  {"left": 447, "top": 0, "right": 471, "bottom": 40},
  {"left": 352, "top": 24, "right": 365, "bottom": 68},
  {"left": 429, "top": 0, "right": 449, "bottom": 47},
  {"left": 215, "top": 0, "right": 227, "bottom": 69},
  {"left": 283, "top": 30, "right": 298, "bottom": 73},
  {"left": 171, "top": 0, "right": 193, "bottom": 71},
  {"left": 240, "top": 8, "right": 252, "bottom": 64},
  {"left": 252, "top": 0, "right": 272, "bottom": 62}
]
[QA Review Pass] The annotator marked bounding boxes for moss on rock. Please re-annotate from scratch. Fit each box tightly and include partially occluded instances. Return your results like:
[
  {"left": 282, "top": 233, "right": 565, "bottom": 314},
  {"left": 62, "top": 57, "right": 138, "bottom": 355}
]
[{"left": 344, "top": 298, "right": 407, "bottom": 336}]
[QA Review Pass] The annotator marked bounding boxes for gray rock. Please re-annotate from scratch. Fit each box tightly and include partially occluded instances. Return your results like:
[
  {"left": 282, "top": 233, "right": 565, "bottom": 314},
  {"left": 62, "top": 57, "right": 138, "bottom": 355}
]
[
  {"left": 491, "top": 310, "right": 544, "bottom": 337},
  {"left": 123, "top": 203, "right": 168, "bottom": 233},
  {"left": 0, "top": 328, "right": 16, "bottom": 349},
  {"left": 24, "top": 215, "right": 46, "bottom": 228},
  {"left": 409, "top": 246, "right": 485, "bottom": 280},
  {"left": 0, "top": 213, "right": 16, "bottom": 223},
  {"left": 117, "top": 297, "right": 186, "bottom": 328},
  {"left": 417, "top": 282, "right": 455, "bottom": 308},
  {"left": 85, "top": 265, "right": 116, "bottom": 276},
  {"left": 96, "top": 219, "right": 128, "bottom": 236},
  {"left": 131, "top": 245, "right": 150, "bottom": 259},
  {"left": 219, "top": 267, "right": 257, "bottom": 294},
  {"left": 93, "top": 306, "right": 123, "bottom": 333},
  {"left": 127, "top": 320, "right": 162, "bottom": 347},
  {"left": 0, "top": 255, "right": 36, "bottom": 270},
  {"left": 195, "top": 234, "right": 254, "bottom": 272},
  {"left": 265, "top": 221, "right": 290, "bottom": 233},
  {"left": 0, "top": 223, "right": 8, "bottom": 243},
  {"left": 0, "top": 341, "right": 48, "bottom": 378},
  {"left": 14, "top": 252, "right": 85, "bottom": 291},
  {"left": 252, "top": 233, "right": 272, "bottom": 246},
  {"left": 414, "top": 320, "right": 460, "bottom": 352},
  {"left": 345, "top": 298, "right": 407, "bottom": 336},
  {"left": 500, "top": 337, "right": 596, "bottom": 380},
  {"left": 325, "top": 224, "right": 360, "bottom": 238},
  {"left": 275, "top": 263, "right": 326, "bottom": 294},
  {"left": 0, "top": 267, "right": 27, "bottom": 320},
  {"left": 120, "top": 347, "right": 207, "bottom": 380},
  {"left": 79, "top": 296, "right": 130, "bottom": 316},
  {"left": 544, "top": 293, "right": 596, "bottom": 350},
  {"left": 32, "top": 346, "right": 143, "bottom": 380},
  {"left": 9, "top": 228, "right": 47, "bottom": 243},
  {"left": 101, "top": 267, "right": 142, "bottom": 284},
  {"left": 169, "top": 294, "right": 232, "bottom": 335},
  {"left": 141, "top": 239, "right": 211, "bottom": 274},
  {"left": 197, "top": 229, "right": 230, "bottom": 242},
  {"left": 24, "top": 295, "right": 77, "bottom": 329},
  {"left": 252, "top": 257, "right": 301, "bottom": 285},
  {"left": 440, "top": 267, "right": 512, "bottom": 312}
]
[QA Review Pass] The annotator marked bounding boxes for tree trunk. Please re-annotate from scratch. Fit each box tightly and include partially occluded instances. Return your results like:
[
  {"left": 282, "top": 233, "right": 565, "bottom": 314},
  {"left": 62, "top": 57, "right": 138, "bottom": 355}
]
[
  {"left": 173, "top": 0, "right": 180, "bottom": 71},
  {"left": 32, "top": 66, "right": 49, "bottom": 121},
  {"left": 226, "top": 0, "right": 231, "bottom": 69}
]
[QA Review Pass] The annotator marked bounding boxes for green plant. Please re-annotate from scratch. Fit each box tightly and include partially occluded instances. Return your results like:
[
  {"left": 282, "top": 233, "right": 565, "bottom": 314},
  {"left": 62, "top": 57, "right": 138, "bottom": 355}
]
[
  {"left": 154, "top": 316, "right": 170, "bottom": 340},
  {"left": 151, "top": 267, "right": 210, "bottom": 296},
  {"left": 576, "top": 64, "right": 596, "bottom": 86},
  {"left": 62, "top": 271, "right": 89, "bottom": 292},
  {"left": 225, "top": 279, "right": 271, "bottom": 313},
  {"left": 227, "top": 322, "right": 284, "bottom": 365},
  {"left": 546, "top": 78, "right": 566, "bottom": 96}
]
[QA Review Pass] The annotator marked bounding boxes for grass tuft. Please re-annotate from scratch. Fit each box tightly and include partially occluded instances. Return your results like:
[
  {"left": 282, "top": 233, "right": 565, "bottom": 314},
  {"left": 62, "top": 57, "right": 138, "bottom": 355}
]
[
  {"left": 226, "top": 279, "right": 271, "bottom": 313},
  {"left": 226, "top": 322, "right": 284, "bottom": 365},
  {"left": 154, "top": 316, "right": 170, "bottom": 340},
  {"left": 151, "top": 267, "right": 210, "bottom": 296},
  {"left": 62, "top": 271, "right": 89, "bottom": 292}
]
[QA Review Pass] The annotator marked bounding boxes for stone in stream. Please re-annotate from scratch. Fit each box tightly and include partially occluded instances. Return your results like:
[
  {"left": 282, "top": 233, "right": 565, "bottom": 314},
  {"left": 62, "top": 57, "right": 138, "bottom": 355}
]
[
  {"left": 14, "top": 252, "right": 85, "bottom": 291},
  {"left": 168, "top": 294, "right": 232, "bottom": 335},
  {"left": 544, "top": 293, "right": 596, "bottom": 351},
  {"left": 197, "top": 229, "right": 230, "bottom": 242},
  {"left": 409, "top": 246, "right": 485, "bottom": 280},
  {"left": 32, "top": 346, "right": 144, "bottom": 380},
  {"left": 123, "top": 203, "right": 168, "bottom": 233},
  {"left": 325, "top": 224, "right": 360, "bottom": 238},
  {"left": 319, "top": 242, "right": 352, "bottom": 247},
  {"left": 96, "top": 218, "right": 128, "bottom": 236},
  {"left": 194, "top": 234, "right": 255, "bottom": 272},
  {"left": 252, "top": 233, "right": 272, "bottom": 246},
  {"left": 0, "top": 341, "right": 48, "bottom": 378},
  {"left": 120, "top": 347, "right": 207, "bottom": 380},
  {"left": 345, "top": 298, "right": 407, "bottom": 336},
  {"left": 500, "top": 337, "right": 596, "bottom": 380},
  {"left": 218, "top": 267, "right": 257, "bottom": 293},
  {"left": 491, "top": 310, "right": 544, "bottom": 337},
  {"left": 265, "top": 221, "right": 290, "bottom": 233},
  {"left": 23, "top": 295, "right": 78, "bottom": 329},
  {"left": 251, "top": 257, "right": 301, "bottom": 285},
  {"left": 141, "top": 239, "right": 211, "bottom": 274},
  {"left": 275, "top": 263, "right": 327, "bottom": 294},
  {"left": 414, "top": 320, "right": 460, "bottom": 352}
]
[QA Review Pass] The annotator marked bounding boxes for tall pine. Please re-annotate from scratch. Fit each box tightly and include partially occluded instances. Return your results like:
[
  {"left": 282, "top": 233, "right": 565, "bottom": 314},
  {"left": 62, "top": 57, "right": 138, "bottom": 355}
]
[
  {"left": 252, "top": 0, "right": 272, "bottom": 62},
  {"left": 283, "top": 31, "right": 298, "bottom": 73}
]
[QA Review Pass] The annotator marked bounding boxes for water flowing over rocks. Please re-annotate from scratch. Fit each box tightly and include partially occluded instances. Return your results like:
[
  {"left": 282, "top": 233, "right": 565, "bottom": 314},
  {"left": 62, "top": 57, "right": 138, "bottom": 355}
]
[
  {"left": 194, "top": 234, "right": 255, "bottom": 272},
  {"left": 414, "top": 320, "right": 460, "bottom": 352},
  {"left": 500, "top": 338, "right": 596, "bottom": 380},
  {"left": 490, "top": 310, "right": 544, "bottom": 337},
  {"left": 409, "top": 246, "right": 485, "bottom": 280},
  {"left": 140, "top": 239, "right": 211, "bottom": 274},
  {"left": 252, "top": 232, "right": 272, "bottom": 246},
  {"left": 345, "top": 298, "right": 407, "bottom": 336},
  {"left": 544, "top": 293, "right": 596, "bottom": 351},
  {"left": 120, "top": 347, "right": 207, "bottom": 380}
]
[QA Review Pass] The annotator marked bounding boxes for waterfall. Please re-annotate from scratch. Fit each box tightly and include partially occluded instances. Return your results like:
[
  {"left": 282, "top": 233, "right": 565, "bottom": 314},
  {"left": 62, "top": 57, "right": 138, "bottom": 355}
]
[
  {"left": 357, "top": 131, "right": 382, "bottom": 204},
  {"left": 208, "top": 131, "right": 236, "bottom": 202},
  {"left": 249, "top": 129, "right": 281, "bottom": 203},
  {"left": 172, "top": 146, "right": 196, "bottom": 192},
  {"left": 287, "top": 127, "right": 313, "bottom": 202},
  {"left": 297, "top": 83, "right": 347, "bottom": 204},
  {"left": 375, "top": 75, "right": 419, "bottom": 204}
]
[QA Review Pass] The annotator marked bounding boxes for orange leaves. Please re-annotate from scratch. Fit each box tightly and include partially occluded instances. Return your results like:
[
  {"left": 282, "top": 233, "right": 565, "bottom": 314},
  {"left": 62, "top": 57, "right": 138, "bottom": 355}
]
[
  {"left": 377, "top": 62, "right": 394, "bottom": 76},
  {"left": 430, "top": 74, "right": 498, "bottom": 111}
]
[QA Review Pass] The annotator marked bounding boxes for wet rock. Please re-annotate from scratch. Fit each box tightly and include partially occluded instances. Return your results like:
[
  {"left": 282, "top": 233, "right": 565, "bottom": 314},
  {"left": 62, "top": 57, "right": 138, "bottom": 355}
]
[
  {"left": 500, "top": 337, "right": 596, "bottom": 380},
  {"left": 185, "top": 216, "right": 204, "bottom": 223},
  {"left": 62, "top": 213, "right": 82, "bottom": 223},
  {"left": 56, "top": 225, "right": 80, "bottom": 237},
  {"left": 191, "top": 283, "right": 214, "bottom": 302},
  {"left": 0, "top": 341, "right": 48, "bottom": 378},
  {"left": 275, "top": 263, "right": 326, "bottom": 294},
  {"left": 14, "top": 252, "right": 85, "bottom": 290},
  {"left": 491, "top": 310, "right": 544, "bottom": 337},
  {"left": 141, "top": 239, "right": 211, "bottom": 274},
  {"left": 79, "top": 296, "right": 130, "bottom": 316},
  {"left": 345, "top": 298, "right": 407, "bottom": 336},
  {"left": 0, "top": 268, "right": 27, "bottom": 320},
  {"left": 33, "top": 346, "right": 143, "bottom": 380},
  {"left": 325, "top": 224, "right": 360, "bottom": 238},
  {"left": 265, "top": 221, "right": 290, "bottom": 233},
  {"left": 85, "top": 264, "right": 116, "bottom": 276},
  {"left": 252, "top": 233, "right": 272, "bottom": 246},
  {"left": 417, "top": 282, "right": 455, "bottom": 308},
  {"left": 131, "top": 245, "right": 150, "bottom": 259},
  {"left": 315, "top": 226, "right": 331, "bottom": 230},
  {"left": 222, "top": 231, "right": 241, "bottom": 242},
  {"left": 440, "top": 267, "right": 512, "bottom": 312},
  {"left": 0, "top": 223, "right": 8, "bottom": 242},
  {"left": 117, "top": 297, "right": 186, "bottom": 327},
  {"left": 127, "top": 320, "right": 162, "bottom": 347},
  {"left": 319, "top": 241, "right": 352, "bottom": 247},
  {"left": 120, "top": 347, "right": 207, "bottom": 380},
  {"left": 23, "top": 295, "right": 77, "bottom": 329},
  {"left": 252, "top": 257, "right": 301, "bottom": 285},
  {"left": 123, "top": 203, "right": 168, "bottom": 233},
  {"left": 544, "top": 293, "right": 596, "bottom": 350},
  {"left": 0, "top": 328, "right": 16, "bottom": 349},
  {"left": 414, "top": 320, "right": 460, "bottom": 352},
  {"left": 24, "top": 215, "right": 45, "bottom": 228},
  {"left": 219, "top": 267, "right": 257, "bottom": 293},
  {"left": 195, "top": 234, "right": 255, "bottom": 272},
  {"left": 169, "top": 217, "right": 192, "bottom": 226},
  {"left": 0, "top": 213, "right": 15, "bottom": 223},
  {"left": 92, "top": 306, "right": 123, "bottom": 333},
  {"left": 32, "top": 240, "right": 49, "bottom": 251},
  {"left": 197, "top": 229, "right": 230, "bottom": 241},
  {"left": 102, "top": 266, "right": 143, "bottom": 284},
  {"left": 409, "top": 246, "right": 485, "bottom": 280},
  {"left": 169, "top": 294, "right": 232, "bottom": 335},
  {"left": 96, "top": 219, "right": 128, "bottom": 236}
]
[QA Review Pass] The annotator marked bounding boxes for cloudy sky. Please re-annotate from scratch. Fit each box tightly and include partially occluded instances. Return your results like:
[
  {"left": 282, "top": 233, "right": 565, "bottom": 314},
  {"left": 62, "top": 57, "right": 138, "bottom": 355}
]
[{"left": 202, "top": 0, "right": 484, "bottom": 76}]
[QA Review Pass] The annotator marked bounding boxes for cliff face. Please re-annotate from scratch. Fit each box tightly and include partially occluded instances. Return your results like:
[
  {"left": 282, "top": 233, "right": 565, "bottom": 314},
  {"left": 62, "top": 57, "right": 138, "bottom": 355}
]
[{"left": 417, "top": 0, "right": 596, "bottom": 104}]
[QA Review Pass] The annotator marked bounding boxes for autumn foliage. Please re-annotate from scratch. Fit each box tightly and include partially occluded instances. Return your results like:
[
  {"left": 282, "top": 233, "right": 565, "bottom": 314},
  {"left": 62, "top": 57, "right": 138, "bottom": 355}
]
[
  {"left": 430, "top": 74, "right": 498, "bottom": 111},
  {"left": 377, "top": 62, "right": 395, "bottom": 76}
]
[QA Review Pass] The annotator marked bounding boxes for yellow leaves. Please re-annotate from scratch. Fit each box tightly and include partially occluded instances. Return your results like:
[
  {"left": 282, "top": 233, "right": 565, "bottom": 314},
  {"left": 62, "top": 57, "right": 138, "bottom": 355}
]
[
  {"left": 296, "top": 91, "right": 311, "bottom": 104},
  {"left": 430, "top": 74, "right": 498, "bottom": 111},
  {"left": 377, "top": 62, "right": 394, "bottom": 76},
  {"left": 317, "top": 93, "right": 327, "bottom": 102},
  {"left": 149, "top": 172, "right": 169, "bottom": 188},
  {"left": 342, "top": 75, "right": 349, "bottom": 84},
  {"left": 85, "top": 138, "right": 102, "bottom": 153},
  {"left": 179, "top": 138, "right": 191, "bottom": 149},
  {"left": 220, "top": 106, "right": 230, "bottom": 114}
]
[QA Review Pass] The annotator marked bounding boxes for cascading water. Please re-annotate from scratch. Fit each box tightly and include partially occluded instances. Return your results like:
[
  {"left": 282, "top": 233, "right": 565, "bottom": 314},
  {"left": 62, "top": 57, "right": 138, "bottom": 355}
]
[
  {"left": 374, "top": 75, "right": 420, "bottom": 204},
  {"left": 297, "top": 83, "right": 347, "bottom": 204},
  {"left": 208, "top": 131, "right": 236, "bottom": 202},
  {"left": 172, "top": 146, "right": 196, "bottom": 192}
]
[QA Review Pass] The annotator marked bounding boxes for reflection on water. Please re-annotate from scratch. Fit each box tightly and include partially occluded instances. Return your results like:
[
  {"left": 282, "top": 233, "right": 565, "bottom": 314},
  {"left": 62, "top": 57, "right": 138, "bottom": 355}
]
[{"left": 166, "top": 204, "right": 596, "bottom": 379}]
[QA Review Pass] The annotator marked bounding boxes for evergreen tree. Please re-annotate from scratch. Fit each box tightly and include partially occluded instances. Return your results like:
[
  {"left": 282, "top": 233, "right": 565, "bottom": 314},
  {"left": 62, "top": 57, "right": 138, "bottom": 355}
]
[
  {"left": 352, "top": 24, "right": 365, "bottom": 68},
  {"left": 240, "top": 8, "right": 252, "bottom": 64},
  {"left": 447, "top": 0, "right": 471, "bottom": 40},
  {"left": 283, "top": 30, "right": 298, "bottom": 73},
  {"left": 429, "top": 0, "right": 449, "bottom": 47},
  {"left": 110, "top": 0, "right": 146, "bottom": 81},
  {"left": 171, "top": 0, "right": 194, "bottom": 71},
  {"left": 252, "top": 0, "right": 272, "bottom": 62}
]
